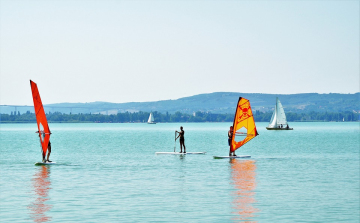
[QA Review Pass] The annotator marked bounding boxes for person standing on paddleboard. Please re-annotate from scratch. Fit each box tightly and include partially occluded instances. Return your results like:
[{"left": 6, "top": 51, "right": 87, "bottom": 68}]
[
  {"left": 228, "top": 126, "right": 236, "bottom": 156},
  {"left": 176, "top": 126, "right": 186, "bottom": 153}
]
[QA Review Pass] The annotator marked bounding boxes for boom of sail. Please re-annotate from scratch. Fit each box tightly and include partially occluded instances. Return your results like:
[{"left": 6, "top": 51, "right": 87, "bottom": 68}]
[
  {"left": 230, "top": 97, "right": 259, "bottom": 153},
  {"left": 266, "top": 97, "right": 293, "bottom": 130},
  {"left": 30, "top": 80, "right": 51, "bottom": 156}
]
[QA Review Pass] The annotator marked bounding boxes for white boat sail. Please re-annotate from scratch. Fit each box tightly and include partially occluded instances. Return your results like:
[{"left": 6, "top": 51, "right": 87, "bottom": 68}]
[
  {"left": 266, "top": 97, "right": 293, "bottom": 130},
  {"left": 147, "top": 112, "right": 156, "bottom": 124}
]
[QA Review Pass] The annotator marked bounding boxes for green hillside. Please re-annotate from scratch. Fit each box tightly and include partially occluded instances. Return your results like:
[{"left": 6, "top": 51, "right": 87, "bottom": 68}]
[{"left": 1, "top": 92, "right": 359, "bottom": 115}]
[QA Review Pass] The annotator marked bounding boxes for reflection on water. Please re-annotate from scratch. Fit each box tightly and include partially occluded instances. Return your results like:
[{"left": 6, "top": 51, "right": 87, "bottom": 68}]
[
  {"left": 230, "top": 159, "right": 259, "bottom": 222},
  {"left": 28, "top": 166, "right": 53, "bottom": 222}
]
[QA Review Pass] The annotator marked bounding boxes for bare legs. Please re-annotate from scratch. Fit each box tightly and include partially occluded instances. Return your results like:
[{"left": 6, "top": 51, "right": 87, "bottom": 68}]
[
  {"left": 229, "top": 148, "right": 236, "bottom": 157},
  {"left": 46, "top": 151, "right": 51, "bottom": 162},
  {"left": 180, "top": 140, "right": 186, "bottom": 153}
]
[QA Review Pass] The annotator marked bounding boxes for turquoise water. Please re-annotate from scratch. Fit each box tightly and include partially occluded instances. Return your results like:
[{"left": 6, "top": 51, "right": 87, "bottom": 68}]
[{"left": 0, "top": 122, "right": 359, "bottom": 222}]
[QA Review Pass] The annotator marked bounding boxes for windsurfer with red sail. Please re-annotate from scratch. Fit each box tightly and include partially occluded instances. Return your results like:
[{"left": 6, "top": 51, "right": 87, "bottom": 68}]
[
  {"left": 228, "top": 126, "right": 236, "bottom": 156},
  {"left": 31, "top": 80, "right": 52, "bottom": 164}
]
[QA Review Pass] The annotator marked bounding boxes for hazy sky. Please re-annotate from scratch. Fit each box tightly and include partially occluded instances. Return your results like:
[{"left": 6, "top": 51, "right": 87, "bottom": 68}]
[{"left": 0, "top": 0, "right": 359, "bottom": 105}]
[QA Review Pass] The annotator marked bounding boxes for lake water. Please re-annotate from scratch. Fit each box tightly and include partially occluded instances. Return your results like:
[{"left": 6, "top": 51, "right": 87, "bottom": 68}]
[{"left": 0, "top": 122, "right": 359, "bottom": 222}]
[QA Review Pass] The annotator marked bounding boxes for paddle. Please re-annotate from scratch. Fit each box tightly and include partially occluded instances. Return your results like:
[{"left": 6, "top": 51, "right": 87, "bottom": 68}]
[{"left": 174, "top": 131, "right": 177, "bottom": 152}]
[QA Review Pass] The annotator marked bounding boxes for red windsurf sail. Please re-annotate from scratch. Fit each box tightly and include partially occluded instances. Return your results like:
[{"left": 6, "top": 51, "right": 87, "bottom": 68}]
[
  {"left": 231, "top": 97, "right": 258, "bottom": 153},
  {"left": 30, "top": 80, "right": 51, "bottom": 157}
]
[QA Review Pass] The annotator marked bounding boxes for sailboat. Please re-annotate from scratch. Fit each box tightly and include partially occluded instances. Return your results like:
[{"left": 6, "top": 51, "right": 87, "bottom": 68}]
[
  {"left": 30, "top": 80, "right": 55, "bottom": 165},
  {"left": 266, "top": 97, "right": 293, "bottom": 130},
  {"left": 214, "top": 97, "right": 259, "bottom": 159},
  {"left": 147, "top": 112, "right": 156, "bottom": 124}
]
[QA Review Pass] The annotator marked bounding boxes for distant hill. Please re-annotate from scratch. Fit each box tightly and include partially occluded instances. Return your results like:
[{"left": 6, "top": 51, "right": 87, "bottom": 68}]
[{"left": 1, "top": 92, "right": 359, "bottom": 115}]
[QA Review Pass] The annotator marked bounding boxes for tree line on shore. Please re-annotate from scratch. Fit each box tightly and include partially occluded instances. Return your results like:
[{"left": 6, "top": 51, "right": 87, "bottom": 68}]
[{"left": 1, "top": 110, "right": 358, "bottom": 123}]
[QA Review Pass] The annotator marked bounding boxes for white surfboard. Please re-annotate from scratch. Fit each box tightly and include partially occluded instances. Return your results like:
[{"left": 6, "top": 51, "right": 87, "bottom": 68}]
[
  {"left": 35, "top": 162, "right": 56, "bottom": 165},
  {"left": 213, "top": 155, "right": 251, "bottom": 159},
  {"left": 155, "top": 152, "right": 206, "bottom": 155}
]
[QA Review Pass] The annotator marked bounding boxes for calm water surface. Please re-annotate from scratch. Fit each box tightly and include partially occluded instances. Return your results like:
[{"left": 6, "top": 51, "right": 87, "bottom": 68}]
[{"left": 0, "top": 122, "right": 359, "bottom": 222}]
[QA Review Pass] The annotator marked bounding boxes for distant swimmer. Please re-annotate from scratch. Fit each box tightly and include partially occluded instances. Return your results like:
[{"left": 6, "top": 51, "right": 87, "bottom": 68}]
[
  {"left": 228, "top": 126, "right": 236, "bottom": 156},
  {"left": 176, "top": 126, "right": 186, "bottom": 153}
]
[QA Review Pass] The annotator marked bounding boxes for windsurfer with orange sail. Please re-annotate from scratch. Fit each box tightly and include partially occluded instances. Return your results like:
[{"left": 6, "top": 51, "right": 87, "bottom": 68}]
[
  {"left": 214, "top": 97, "right": 258, "bottom": 159},
  {"left": 30, "top": 80, "right": 52, "bottom": 164},
  {"left": 230, "top": 97, "right": 258, "bottom": 156}
]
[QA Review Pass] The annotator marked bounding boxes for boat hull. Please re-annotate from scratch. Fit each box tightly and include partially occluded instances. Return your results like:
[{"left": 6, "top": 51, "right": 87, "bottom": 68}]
[
  {"left": 266, "top": 127, "right": 293, "bottom": 130},
  {"left": 147, "top": 122, "right": 156, "bottom": 124}
]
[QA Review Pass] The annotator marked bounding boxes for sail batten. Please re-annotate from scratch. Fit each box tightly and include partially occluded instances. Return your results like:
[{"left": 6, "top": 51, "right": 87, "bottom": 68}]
[
  {"left": 231, "top": 97, "right": 258, "bottom": 152},
  {"left": 30, "top": 80, "right": 51, "bottom": 157}
]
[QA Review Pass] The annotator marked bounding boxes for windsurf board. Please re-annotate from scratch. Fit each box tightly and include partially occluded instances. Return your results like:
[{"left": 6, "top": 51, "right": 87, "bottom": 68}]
[
  {"left": 35, "top": 162, "right": 56, "bottom": 165},
  {"left": 213, "top": 155, "right": 251, "bottom": 159}
]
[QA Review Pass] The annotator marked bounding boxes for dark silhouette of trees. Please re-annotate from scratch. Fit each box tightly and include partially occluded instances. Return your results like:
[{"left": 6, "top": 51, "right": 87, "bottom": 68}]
[{"left": 1, "top": 110, "right": 358, "bottom": 123}]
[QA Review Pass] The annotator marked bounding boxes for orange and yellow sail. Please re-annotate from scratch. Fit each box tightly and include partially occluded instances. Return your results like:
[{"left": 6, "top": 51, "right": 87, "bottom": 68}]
[
  {"left": 30, "top": 80, "right": 51, "bottom": 157},
  {"left": 231, "top": 97, "right": 258, "bottom": 152}
]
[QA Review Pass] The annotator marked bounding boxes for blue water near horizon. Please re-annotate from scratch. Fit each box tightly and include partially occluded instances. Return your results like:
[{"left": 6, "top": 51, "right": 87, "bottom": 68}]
[{"left": 0, "top": 122, "right": 359, "bottom": 222}]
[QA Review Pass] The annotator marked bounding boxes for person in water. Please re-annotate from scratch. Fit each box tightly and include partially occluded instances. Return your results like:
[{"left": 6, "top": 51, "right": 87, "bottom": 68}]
[
  {"left": 175, "top": 126, "right": 186, "bottom": 153},
  {"left": 228, "top": 126, "right": 236, "bottom": 156},
  {"left": 43, "top": 141, "right": 52, "bottom": 163}
]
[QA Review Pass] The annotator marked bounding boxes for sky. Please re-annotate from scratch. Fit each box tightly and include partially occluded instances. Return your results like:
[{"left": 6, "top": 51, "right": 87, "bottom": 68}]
[{"left": 0, "top": 0, "right": 359, "bottom": 105}]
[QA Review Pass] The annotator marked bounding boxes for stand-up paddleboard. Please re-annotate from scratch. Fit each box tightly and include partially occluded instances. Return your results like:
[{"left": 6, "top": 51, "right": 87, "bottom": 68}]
[
  {"left": 30, "top": 80, "right": 53, "bottom": 166},
  {"left": 215, "top": 97, "right": 259, "bottom": 159},
  {"left": 213, "top": 155, "right": 250, "bottom": 159},
  {"left": 156, "top": 152, "right": 206, "bottom": 155},
  {"left": 35, "top": 162, "right": 57, "bottom": 166},
  {"left": 161, "top": 129, "right": 206, "bottom": 155}
]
